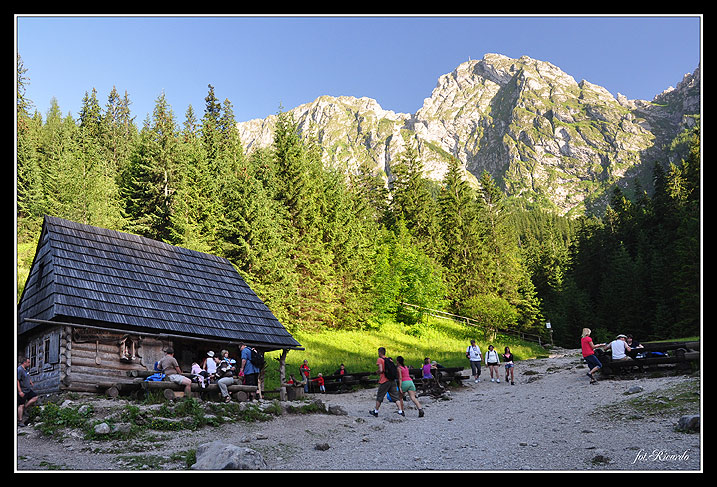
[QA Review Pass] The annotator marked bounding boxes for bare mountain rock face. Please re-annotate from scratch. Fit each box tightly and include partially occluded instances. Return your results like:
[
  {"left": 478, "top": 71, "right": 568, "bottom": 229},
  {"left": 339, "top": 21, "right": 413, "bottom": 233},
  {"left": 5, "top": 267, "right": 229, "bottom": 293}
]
[{"left": 237, "top": 54, "right": 699, "bottom": 216}]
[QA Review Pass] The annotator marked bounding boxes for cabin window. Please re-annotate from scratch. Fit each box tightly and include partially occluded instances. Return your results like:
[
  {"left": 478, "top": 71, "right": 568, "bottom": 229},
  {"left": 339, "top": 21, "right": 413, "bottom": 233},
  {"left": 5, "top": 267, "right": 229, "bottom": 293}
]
[
  {"left": 43, "top": 333, "right": 60, "bottom": 366},
  {"left": 26, "top": 343, "right": 37, "bottom": 371}
]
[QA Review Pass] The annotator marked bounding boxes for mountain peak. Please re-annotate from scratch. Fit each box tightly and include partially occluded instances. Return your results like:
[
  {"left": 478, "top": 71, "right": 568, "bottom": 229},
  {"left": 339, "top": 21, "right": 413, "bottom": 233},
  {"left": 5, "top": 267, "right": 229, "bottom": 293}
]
[{"left": 237, "top": 54, "right": 699, "bottom": 216}]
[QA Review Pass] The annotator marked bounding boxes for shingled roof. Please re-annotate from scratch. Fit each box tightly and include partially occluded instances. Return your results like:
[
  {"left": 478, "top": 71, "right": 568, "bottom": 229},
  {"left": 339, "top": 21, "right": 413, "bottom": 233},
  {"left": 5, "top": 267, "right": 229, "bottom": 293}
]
[{"left": 17, "top": 216, "right": 301, "bottom": 350}]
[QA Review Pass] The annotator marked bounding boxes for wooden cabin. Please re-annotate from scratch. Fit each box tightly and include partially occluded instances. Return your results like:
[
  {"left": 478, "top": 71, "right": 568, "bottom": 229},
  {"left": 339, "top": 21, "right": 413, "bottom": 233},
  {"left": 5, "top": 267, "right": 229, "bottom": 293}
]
[{"left": 17, "top": 215, "right": 302, "bottom": 397}]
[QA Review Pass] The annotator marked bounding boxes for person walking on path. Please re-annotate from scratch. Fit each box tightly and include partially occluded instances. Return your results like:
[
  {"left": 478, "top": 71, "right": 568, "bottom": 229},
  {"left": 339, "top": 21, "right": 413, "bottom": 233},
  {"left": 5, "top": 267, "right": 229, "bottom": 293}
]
[
  {"left": 581, "top": 328, "right": 606, "bottom": 384},
  {"left": 369, "top": 347, "right": 405, "bottom": 417},
  {"left": 502, "top": 346, "right": 515, "bottom": 385},
  {"left": 466, "top": 339, "right": 482, "bottom": 383},
  {"left": 17, "top": 357, "right": 38, "bottom": 427},
  {"left": 485, "top": 345, "right": 501, "bottom": 382},
  {"left": 396, "top": 356, "right": 424, "bottom": 417}
]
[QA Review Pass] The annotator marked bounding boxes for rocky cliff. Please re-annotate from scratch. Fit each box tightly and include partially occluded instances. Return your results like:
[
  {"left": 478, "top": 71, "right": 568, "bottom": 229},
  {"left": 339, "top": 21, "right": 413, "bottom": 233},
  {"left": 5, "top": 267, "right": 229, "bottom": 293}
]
[{"left": 237, "top": 54, "right": 700, "bottom": 216}]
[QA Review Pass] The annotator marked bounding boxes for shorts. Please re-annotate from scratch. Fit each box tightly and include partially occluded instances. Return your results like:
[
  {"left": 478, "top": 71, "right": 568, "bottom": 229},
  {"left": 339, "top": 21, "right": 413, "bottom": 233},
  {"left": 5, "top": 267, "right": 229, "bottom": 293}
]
[
  {"left": 584, "top": 354, "right": 602, "bottom": 370},
  {"left": 401, "top": 379, "right": 416, "bottom": 392},
  {"left": 376, "top": 380, "right": 399, "bottom": 403},
  {"left": 18, "top": 389, "right": 37, "bottom": 405},
  {"left": 168, "top": 374, "right": 190, "bottom": 385},
  {"left": 243, "top": 373, "right": 258, "bottom": 386},
  {"left": 487, "top": 362, "right": 499, "bottom": 367},
  {"left": 504, "top": 363, "right": 514, "bottom": 369}
]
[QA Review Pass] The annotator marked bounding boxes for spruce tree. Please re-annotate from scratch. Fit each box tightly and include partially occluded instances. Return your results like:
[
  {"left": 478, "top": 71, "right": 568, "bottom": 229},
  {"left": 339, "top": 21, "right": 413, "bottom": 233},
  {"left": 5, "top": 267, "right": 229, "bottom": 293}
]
[
  {"left": 438, "top": 157, "right": 483, "bottom": 308},
  {"left": 122, "top": 92, "right": 180, "bottom": 242}
]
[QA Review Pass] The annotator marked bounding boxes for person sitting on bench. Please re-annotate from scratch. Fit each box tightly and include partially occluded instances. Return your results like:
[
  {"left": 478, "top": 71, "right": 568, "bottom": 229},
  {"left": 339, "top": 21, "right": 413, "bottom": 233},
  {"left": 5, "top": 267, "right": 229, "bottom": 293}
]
[{"left": 605, "top": 334, "right": 633, "bottom": 362}]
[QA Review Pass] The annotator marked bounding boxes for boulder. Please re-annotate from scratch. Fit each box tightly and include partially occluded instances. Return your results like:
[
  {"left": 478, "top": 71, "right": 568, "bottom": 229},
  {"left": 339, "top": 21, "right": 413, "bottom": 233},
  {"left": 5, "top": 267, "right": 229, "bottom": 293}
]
[
  {"left": 191, "top": 440, "right": 268, "bottom": 470},
  {"left": 676, "top": 415, "right": 700, "bottom": 432}
]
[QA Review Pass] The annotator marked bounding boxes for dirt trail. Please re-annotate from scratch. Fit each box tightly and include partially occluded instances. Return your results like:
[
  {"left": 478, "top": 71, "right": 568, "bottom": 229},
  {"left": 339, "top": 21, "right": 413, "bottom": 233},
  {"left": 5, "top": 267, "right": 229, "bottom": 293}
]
[{"left": 16, "top": 348, "right": 701, "bottom": 471}]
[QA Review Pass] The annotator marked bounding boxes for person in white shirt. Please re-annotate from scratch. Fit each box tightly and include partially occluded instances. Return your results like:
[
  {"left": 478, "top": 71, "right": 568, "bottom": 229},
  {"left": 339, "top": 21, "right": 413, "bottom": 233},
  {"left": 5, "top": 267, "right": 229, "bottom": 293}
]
[
  {"left": 485, "top": 345, "right": 501, "bottom": 382},
  {"left": 606, "top": 334, "right": 633, "bottom": 361},
  {"left": 466, "top": 340, "right": 482, "bottom": 383}
]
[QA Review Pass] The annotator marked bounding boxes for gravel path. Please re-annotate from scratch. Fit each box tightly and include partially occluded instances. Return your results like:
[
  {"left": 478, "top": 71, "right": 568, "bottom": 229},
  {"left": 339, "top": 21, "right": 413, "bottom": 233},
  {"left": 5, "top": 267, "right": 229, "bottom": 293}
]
[{"left": 16, "top": 348, "right": 702, "bottom": 472}]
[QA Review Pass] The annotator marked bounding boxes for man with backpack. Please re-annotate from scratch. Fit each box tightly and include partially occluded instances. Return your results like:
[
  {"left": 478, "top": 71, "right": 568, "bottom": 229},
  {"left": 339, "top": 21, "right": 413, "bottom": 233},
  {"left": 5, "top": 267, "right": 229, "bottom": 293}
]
[
  {"left": 239, "top": 343, "right": 261, "bottom": 400},
  {"left": 369, "top": 347, "right": 405, "bottom": 417}
]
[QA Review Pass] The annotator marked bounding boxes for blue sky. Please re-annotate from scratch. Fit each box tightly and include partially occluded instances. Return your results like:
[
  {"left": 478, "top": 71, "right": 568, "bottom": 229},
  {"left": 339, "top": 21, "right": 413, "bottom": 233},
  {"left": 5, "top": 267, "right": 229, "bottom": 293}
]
[{"left": 16, "top": 15, "right": 702, "bottom": 124}]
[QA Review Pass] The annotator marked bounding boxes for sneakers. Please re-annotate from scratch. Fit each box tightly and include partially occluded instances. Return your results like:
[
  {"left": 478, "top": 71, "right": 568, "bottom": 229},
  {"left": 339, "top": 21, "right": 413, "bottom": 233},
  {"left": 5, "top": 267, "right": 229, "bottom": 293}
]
[
  {"left": 398, "top": 410, "right": 405, "bottom": 417},
  {"left": 369, "top": 409, "right": 378, "bottom": 417},
  {"left": 418, "top": 409, "right": 424, "bottom": 418}
]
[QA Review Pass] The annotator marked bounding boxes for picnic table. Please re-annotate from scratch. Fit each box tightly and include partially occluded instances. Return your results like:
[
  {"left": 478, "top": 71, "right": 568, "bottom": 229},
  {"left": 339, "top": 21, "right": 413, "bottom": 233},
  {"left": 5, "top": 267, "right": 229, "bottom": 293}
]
[{"left": 595, "top": 340, "right": 700, "bottom": 376}]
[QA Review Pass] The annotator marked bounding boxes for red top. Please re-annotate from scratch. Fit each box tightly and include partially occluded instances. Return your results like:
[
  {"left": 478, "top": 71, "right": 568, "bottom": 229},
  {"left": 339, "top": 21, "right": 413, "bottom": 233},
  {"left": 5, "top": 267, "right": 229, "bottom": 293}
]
[
  {"left": 377, "top": 357, "right": 387, "bottom": 384},
  {"left": 581, "top": 336, "right": 595, "bottom": 357}
]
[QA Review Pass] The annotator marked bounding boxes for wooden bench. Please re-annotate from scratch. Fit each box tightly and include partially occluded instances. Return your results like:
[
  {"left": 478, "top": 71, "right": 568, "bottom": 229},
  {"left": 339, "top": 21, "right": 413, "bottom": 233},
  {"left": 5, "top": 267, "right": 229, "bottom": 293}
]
[
  {"left": 304, "top": 367, "right": 467, "bottom": 393},
  {"left": 595, "top": 340, "right": 700, "bottom": 376}
]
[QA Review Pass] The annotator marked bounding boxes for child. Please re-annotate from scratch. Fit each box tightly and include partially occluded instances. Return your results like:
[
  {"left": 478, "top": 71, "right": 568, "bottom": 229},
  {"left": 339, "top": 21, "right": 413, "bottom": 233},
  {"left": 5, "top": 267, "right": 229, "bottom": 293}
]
[
  {"left": 191, "top": 361, "right": 206, "bottom": 388},
  {"left": 503, "top": 346, "right": 515, "bottom": 385},
  {"left": 312, "top": 373, "right": 326, "bottom": 392}
]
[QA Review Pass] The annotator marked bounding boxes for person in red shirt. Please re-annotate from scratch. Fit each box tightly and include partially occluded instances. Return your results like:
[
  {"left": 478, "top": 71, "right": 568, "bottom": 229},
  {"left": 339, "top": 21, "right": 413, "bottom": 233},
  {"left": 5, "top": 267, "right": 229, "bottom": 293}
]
[
  {"left": 300, "top": 360, "right": 311, "bottom": 392},
  {"left": 369, "top": 347, "right": 404, "bottom": 417},
  {"left": 581, "top": 328, "right": 606, "bottom": 384},
  {"left": 311, "top": 373, "right": 326, "bottom": 392}
]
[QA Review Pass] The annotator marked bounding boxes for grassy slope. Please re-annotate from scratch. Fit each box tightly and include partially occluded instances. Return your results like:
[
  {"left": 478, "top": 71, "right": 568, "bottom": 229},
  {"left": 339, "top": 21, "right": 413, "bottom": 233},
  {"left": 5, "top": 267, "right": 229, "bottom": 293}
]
[{"left": 262, "top": 316, "right": 550, "bottom": 391}]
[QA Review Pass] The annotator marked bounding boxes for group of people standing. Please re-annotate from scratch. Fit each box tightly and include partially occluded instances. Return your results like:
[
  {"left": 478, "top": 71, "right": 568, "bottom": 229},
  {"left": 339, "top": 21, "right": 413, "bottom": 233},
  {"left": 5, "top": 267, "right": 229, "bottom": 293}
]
[
  {"left": 466, "top": 339, "right": 515, "bottom": 385},
  {"left": 581, "top": 328, "right": 644, "bottom": 384}
]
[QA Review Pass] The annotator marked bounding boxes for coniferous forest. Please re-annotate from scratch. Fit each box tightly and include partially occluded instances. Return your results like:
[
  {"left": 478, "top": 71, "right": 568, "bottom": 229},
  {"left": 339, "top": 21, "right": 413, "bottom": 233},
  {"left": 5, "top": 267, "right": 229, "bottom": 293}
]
[{"left": 16, "top": 56, "right": 701, "bottom": 348}]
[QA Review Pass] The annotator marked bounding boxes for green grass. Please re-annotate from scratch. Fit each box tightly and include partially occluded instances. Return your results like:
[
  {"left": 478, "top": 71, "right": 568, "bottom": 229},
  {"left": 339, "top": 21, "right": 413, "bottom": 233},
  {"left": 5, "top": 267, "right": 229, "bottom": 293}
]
[{"left": 262, "top": 316, "right": 549, "bottom": 390}]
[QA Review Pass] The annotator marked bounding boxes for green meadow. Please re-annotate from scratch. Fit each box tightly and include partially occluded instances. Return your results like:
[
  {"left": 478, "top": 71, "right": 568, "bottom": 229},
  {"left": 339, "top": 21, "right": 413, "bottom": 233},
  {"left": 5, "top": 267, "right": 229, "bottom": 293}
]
[{"left": 262, "top": 316, "right": 549, "bottom": 390}]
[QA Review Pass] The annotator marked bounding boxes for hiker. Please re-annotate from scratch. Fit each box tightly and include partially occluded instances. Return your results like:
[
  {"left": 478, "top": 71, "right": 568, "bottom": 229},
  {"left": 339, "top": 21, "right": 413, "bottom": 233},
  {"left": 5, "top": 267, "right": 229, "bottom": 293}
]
[
  {"left": 300, "top": 359, "right": 311, "bottom": 393},
  {"left": 485, "top": 345, "right": 501, "bottom": 382},
  {"left": 334, "top": 363, "right": 347, "bottom": 392},
  {"left": 581, "top": 328, "right": 606, "bottom": 384},
  {"left": 221, "top": 349, "right": 237, "bottom": 366},
  {"left": 158, "top": 347, "right": 193, "bottom": 396},
  {"left": 215, "top": 356, "right": 236, "bottom": 402},
  {"left": 17, "top": 357, "right": 38, "bottom": 427},
  {"left": 369, "top": 347, "right": 405, "bottom": 417},
  {"left": 396, "top": 356, "right": 424, "bottom": 417},
  {"left": 503, "top": 346, "right": 515, "bottom": 385},
  {"left": 466, "top": 339, "right": 482, "bottom": 383},
  {"left": 625, "top": 335, "right": 645, "bottom": 358},
  {"left": 202, "top": 351, "right": 217, "bottom": 382},
  {"left": 191, "top": 361, "right": 206, "bottom": 388},
  {"left": 239, "top": 343, "right": 259, "bottom": 400},
  {"left": 605, "top": 334, "right": 633, "bottom": 362}
]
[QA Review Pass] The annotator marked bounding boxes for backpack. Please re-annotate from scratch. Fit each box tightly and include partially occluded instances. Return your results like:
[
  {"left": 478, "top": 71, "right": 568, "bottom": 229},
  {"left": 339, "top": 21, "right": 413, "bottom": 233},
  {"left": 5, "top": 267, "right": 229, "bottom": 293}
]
[
  {"left": 383, "top": 356, "right": 398, "bottom": 380},
  {"left": 250, "top": 348, "right": 265, "bottom": 369}
]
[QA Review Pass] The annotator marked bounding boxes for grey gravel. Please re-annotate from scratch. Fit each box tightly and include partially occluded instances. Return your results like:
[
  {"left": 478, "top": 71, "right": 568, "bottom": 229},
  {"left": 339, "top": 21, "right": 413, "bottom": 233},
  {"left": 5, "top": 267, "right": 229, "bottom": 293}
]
[{"left": 15, "top": 348, "right": 702, "bottom": 472}]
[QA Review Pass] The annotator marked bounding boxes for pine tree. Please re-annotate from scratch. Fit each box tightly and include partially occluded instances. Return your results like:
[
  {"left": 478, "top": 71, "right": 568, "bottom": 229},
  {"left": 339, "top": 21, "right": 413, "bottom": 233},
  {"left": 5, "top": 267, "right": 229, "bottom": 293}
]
[
  {"left": 122, "top": 92, "right": 180, "bottom": 242},
  {"left": 438, "top": 157, "right": 483, "bottom": 308},
  {"left": 388, "top": 135, "right": 440, "bottom": 255}
]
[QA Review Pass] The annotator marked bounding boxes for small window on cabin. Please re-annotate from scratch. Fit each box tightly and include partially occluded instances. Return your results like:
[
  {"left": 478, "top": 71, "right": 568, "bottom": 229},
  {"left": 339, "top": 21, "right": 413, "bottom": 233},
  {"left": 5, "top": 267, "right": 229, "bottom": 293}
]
[{"left": 27, "top": 344, "right": 37, "bottom": 370}]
